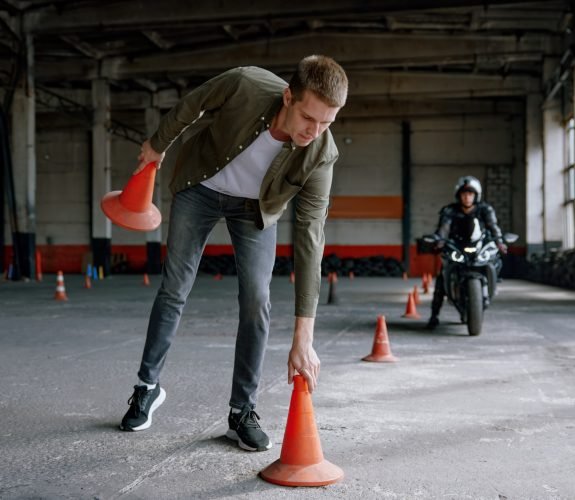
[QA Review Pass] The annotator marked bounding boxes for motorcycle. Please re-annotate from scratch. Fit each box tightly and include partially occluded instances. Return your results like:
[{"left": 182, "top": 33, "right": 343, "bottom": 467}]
[{"left": 422, "top": 216, "right": 518, "bottom": 336}]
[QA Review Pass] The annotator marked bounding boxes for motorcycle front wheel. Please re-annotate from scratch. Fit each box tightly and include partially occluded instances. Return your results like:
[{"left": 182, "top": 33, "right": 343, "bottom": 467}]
[{"left": 467, "top": 278, "right": 483, "bottom": 336}]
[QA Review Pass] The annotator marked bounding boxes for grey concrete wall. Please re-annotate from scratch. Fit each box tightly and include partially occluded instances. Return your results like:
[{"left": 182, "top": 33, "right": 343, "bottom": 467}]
[
  {"left": 410, "top": 114, "right": 523, "bottom": 242},
  {"left": 4, "top": 101, "right": 524, "bottom": 253}
]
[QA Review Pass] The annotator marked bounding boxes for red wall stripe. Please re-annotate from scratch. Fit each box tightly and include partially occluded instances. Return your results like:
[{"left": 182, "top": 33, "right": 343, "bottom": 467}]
[{"left": 2, "top": 244, "right": 525, "bottom": 277}]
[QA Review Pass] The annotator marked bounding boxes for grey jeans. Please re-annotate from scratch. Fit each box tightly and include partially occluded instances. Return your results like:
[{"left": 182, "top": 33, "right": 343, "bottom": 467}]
[{"left": 138, "top": 184, "right": 277, "bottom": 410}]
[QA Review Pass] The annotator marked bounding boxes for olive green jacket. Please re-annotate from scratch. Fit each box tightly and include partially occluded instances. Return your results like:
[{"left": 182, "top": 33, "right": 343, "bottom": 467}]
[{"left": 149, "top": 66, "right": 339, "bottom": 317}]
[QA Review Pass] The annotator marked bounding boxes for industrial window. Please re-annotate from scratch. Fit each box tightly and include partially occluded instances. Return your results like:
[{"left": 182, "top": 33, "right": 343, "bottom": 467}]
[{"left": 565, "top": 118, "right": 575, "bottom": 248}]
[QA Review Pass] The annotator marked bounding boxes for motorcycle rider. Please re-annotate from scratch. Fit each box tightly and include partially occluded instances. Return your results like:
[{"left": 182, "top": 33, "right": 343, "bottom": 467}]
[{"left": 426, "top": 176, "right": 507, "bottom": 330}]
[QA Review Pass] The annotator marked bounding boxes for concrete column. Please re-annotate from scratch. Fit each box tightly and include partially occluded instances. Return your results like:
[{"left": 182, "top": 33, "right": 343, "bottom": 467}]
[
  {"left": 525, "top": 93, "right": 544, "bottom": 257},
  {"left": 91, "top": 78, "right": 112, "bottom": 275},
  {"left": 542, "top": 58, "right": 564, "bottom": 250},
  {"left": 10, "top": 33, "right": 36, "bottom": 279},
  {"left": 145, "top": 104, "right": 162, "bottom": 273}
]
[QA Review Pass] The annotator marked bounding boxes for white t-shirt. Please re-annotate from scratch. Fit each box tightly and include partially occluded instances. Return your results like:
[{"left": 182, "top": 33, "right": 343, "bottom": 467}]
[{"left": 201, "top": 130, "right": 284, "bottom": 199}]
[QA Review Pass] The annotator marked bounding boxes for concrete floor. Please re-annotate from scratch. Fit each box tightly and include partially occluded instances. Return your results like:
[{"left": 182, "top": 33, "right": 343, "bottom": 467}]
[{"left": 1, "top": 273, "right": 574, "bottom": 499}]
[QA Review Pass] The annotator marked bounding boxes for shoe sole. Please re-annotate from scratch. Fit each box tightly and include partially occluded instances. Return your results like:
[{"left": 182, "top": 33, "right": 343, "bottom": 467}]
[
  {"left": 120, "top": 387, "right": 166, "bottom": 432},
  {"left": 225, "top": 429, "right": 272, "bottom": 452}
]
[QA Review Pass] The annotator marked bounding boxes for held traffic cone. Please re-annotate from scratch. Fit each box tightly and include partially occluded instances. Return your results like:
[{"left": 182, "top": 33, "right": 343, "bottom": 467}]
[
  {"left": 259, "top": 375, "right": 344, "bottom": 487},
  {"left": 54, "top": 271, "right": 68, "bottom": 301},
  {"left": 402, "top": 292, "right": 421, "bottom": 319},
  {"left": 362, "top": 315, "right": 398, "bottom": 362},
  {"left": 143, "top": 273, "right": 150, "bottom": 286},
  {"left": 101, "top": 161, "right": 161, "bottom": 232}
]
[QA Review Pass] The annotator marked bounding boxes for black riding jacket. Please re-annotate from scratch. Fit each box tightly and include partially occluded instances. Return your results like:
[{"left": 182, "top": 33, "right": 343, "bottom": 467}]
[{"left": 435, "top": 201, "right": 503, "bottom": 244}]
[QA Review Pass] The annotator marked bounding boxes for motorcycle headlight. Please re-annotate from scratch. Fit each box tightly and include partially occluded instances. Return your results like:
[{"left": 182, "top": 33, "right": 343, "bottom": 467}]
[
  {"left": 450, "top": 250, "right": 465, "bottom": 263},
  {"left": 476, "top": 244, "right": 497, "bottom": 264},
  {"left": 464, "top": 247, "right": 477, "bottom": 253}
]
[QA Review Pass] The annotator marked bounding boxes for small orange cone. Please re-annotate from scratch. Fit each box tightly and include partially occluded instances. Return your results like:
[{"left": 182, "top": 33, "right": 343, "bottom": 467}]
[
  {"left": 348, "top": 271, "right": 355, "bottom": 280},
  {"left": 402, "top": 271, "right": 408, "bottom": 280},
  {"left": 101, "top": 162, "right": 162, "bottom": 232},
  {"left": 214, "top": 273, "right": 223, "bottom": 281},
  {"left": 289, "top": 271, "right": 295, "bottom": 284},
  {"left": 362, "top": 315, "right": 397, "bottom": 362},
  {"left": 413, "top": 285, "right": 420, "bottom": 305},
  {"left": 143, "top": 273, "right": 150, "bottom": 286},
  {"left": 35, "top": 250, "right": 43, "bottom": 282},
  {"left": 260, "top": 375, "right": 344, "bottom": 487},
  {"left": 422, "top": 273, "right": 429, "bottom": 294},
  {"left": 402, "top": 292, "right": 420, "bottom": 319},
  {"left": 54, "top": 271, "right": 68, "bottom": 301},
  {"left": 84, "top": 273, "right": 92, "bottom": 289}
]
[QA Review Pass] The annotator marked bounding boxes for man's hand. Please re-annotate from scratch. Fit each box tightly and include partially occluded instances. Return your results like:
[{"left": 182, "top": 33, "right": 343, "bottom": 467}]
[
  {"left": 288, "top": 317, "right": 320, "bottom": 392},
  {"left": 135, "top": 139, "right": 165, "bottom": 174}
]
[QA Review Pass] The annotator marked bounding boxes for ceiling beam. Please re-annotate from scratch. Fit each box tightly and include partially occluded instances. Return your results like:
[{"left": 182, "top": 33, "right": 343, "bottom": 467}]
[
  {"left": 141, "top": 30, "right": 174, "bottom": 50},
  {"left": 98, "top": 32, "right": 555, "bottom": 80},
  {"left": 60, "top": 35, "right": 103, "bottom": 59},
  {"left": 27, "top": 0, "right": 548, "bottom": 34}
]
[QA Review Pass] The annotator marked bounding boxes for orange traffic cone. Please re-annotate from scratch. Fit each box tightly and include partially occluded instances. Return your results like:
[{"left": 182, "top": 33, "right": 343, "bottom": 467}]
[
  {"left": 143, "top": 273, "right": 150, "bottom": 286},
  {"left": 402, "top": 271, "right": 408, "bottom": 280},
  {"left": 362, "top": 315, "right": 397, "bottom": 362},
  {"left": 413, "top": 285, "right": 420, "bottom": 305},
  {"left": 84, "top": 273, "right": 92, "bottom": 289},
  {"left": 260, "top": 375, "right": 344, "bottom": 487},
  {"left": 348, "top": 271, "right": 355, "bottom": 280},
  {"left": 101, "top": 162, "right": 161, "bottom": 232},
  {"left": 214, "top": 273, "right": 223, "bottom": 281},
  {"left": 35, "top": 250, "right": 43, "bottom": 282},
  {"left": 54, "top": 271, "right": 68, "bottom": 301},
  {"left": 422, "top": 273, "right": 429, "bottom": 294},
  {"left": 289, "top": 271, "right": 295, "bottom": 284},
  {"left": 402, "top": 292, "right": 420, "bottom": 319}
]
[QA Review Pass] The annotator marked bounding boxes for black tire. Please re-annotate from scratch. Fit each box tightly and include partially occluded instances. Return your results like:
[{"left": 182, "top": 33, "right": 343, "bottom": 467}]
[{"left": 466, "top": 278, "right": 483, "bottom": 336}]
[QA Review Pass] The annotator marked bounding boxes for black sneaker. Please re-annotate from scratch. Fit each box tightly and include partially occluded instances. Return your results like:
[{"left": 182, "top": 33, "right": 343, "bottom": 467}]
[
  {"left": 120, "top": 384, "right": 166, "bottom": 431},
  {"left": 225, "top": 409, "right": 272, "bottom": 451},
  {"left": 426, "top": 316, "right": 440, "bottom": 330}
]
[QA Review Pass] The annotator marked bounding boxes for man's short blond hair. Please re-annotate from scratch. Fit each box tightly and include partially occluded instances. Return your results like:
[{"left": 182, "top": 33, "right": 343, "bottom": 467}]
[{"left": 289, "top": 55, "right": 348, "bottom": 108}]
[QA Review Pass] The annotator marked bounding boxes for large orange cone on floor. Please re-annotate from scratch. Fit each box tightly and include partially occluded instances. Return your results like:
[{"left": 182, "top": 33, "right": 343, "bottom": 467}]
[
  {"left": 362, "top": 315, "right": 397, "bottom": 362},
  {"left": 260, "top": 375, "right": 344, "bottom": 487},
  {"left": 101, "top": 162, "right": 161, "bottom": 231},
  {"left": 402, "top": 291, "right": 421, "bottom": 319},
  {"left": 54, "top": 271, "right": 68, "bottom": 301}
]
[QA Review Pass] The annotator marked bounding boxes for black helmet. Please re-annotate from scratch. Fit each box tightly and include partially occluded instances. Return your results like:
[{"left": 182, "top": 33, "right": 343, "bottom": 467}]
[{"left": 454, "top": 176, "right": 482, "bottom": 203}]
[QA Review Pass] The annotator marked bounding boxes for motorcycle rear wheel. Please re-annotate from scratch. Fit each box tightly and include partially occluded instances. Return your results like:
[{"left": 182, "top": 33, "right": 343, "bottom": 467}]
[{"left": 467, "top": 278, "right": 483, "bottom": 336}]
